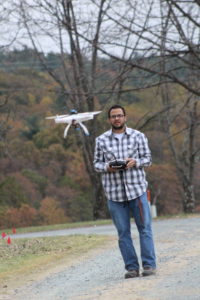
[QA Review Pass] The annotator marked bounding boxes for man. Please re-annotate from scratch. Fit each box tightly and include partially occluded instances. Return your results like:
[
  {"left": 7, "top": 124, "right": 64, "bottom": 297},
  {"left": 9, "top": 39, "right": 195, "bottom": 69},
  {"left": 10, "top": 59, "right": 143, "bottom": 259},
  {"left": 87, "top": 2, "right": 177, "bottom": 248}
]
[{"left": 93, "top": 104, "right": 156, "bottom": 279}]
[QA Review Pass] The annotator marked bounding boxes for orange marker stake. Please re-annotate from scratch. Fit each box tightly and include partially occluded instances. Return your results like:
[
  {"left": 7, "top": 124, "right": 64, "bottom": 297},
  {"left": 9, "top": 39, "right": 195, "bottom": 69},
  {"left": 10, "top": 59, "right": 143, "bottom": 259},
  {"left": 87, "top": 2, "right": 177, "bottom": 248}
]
[
  {"left": 147, "top": 189, "right": 151, "bottom": 203},
  {"left": 1, "top": 232, "right": 6, "bottom": 239},
  {"left": 12, "top": 228, "right": 16, "bottom": 234}
]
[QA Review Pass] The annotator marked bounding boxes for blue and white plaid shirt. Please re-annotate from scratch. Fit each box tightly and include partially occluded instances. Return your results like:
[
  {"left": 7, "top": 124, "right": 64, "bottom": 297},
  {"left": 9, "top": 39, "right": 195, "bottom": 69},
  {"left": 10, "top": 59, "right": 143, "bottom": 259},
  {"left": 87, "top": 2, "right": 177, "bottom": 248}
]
[{"left": 93, "top": 127, "right": 152, "bottom": 202}]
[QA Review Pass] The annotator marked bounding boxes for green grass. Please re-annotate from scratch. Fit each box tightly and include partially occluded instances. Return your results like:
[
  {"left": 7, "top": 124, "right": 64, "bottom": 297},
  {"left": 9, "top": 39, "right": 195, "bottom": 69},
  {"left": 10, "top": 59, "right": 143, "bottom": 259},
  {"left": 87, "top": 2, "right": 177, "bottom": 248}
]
[{"left": 1, "top": 219, "right": 112, "bottom": 235}]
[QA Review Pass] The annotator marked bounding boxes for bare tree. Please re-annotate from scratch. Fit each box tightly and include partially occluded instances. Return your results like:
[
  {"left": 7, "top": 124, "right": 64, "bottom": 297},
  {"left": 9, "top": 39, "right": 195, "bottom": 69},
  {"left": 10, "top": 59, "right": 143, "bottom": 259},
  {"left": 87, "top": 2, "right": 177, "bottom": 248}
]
[
  {"left": 6, "top": 0, "right": 200, "bottom": 214},
  {"left": 11, "top": 0, "right": 147, "bottom": 218},
  {"left": 92, "top": 0, "right": 200, "bottom": 96},
  {"left": 89, "top": 0, "right": 200, "bottom": 213},
  {"left": 157, "top": 0, "right": 200, "bottom": 213},
  {"left": 0, "top": 3, "right": 19, "bottom": 147},
  {"left": 159, "top": 84, "right": 200, "bottom": 212},
  {"left": 0, "top": 3, "right": 20, "bottom": 49},
  {"left": 0, "top": 96, "right": 10, "bottom": 143},
  {"left": 13, "top": 0, "right": 169, "bottom": 218}
]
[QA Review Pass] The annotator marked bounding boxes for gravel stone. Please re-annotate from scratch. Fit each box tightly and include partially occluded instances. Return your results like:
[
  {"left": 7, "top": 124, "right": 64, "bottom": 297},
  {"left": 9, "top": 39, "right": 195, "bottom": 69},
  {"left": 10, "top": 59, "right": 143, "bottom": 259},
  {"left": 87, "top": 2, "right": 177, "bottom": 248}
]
[{"left": 1, "top": 216, "right": 200, "bottom": 300}]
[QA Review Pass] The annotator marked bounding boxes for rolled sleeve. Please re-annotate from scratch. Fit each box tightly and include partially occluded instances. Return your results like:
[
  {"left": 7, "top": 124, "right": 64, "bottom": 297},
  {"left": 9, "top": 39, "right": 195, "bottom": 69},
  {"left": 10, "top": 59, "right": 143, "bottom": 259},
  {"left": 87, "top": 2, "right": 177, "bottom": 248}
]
[
  {"left": 93, "top": 138, "right": 107, "bottom": 173},
  {"left": 135, "top": 133, "right": 152, "bottom": 168}
]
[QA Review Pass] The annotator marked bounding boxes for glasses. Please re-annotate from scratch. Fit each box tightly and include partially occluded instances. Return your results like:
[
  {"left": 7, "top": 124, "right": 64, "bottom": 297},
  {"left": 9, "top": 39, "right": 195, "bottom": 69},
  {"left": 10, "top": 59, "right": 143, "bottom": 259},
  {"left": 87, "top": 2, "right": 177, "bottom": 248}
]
[{"left": 110, "top": 114, "right": 125, "bottom": 119}]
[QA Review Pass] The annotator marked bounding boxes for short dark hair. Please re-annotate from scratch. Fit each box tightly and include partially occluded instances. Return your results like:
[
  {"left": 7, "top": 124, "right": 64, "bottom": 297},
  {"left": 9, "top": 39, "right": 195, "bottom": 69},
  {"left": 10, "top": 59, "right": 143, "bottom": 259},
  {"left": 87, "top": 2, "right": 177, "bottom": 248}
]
[{"left": 108, "top": 104, "right": 126, "bottom": 118}]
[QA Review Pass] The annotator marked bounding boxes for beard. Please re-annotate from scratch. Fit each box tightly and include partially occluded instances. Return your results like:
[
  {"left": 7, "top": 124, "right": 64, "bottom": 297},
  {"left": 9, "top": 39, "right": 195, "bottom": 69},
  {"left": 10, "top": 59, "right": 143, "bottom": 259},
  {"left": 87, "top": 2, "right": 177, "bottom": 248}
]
[{"left": 112, "top": 124, "right": 125, "bottom": 130}]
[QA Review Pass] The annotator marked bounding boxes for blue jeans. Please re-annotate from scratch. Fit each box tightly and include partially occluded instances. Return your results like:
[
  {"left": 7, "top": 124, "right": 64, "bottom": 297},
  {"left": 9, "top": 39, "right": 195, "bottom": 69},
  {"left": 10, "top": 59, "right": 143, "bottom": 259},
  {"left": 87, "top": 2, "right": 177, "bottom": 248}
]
[{"left": 107, "top": 192, "right": 156, "bottom": 271}]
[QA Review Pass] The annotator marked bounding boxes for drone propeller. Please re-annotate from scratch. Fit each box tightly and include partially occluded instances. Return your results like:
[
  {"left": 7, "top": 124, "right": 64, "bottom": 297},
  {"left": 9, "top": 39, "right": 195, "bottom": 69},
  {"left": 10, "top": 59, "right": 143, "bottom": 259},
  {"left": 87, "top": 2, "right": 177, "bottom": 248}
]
[
  {"left": 46, "top": 114, "right": 70, "bottom": 119},
  {"left": 45, "top": 116, "right": 57, "bottom": 119},
  {"left": 56, "top": 114, "right": 70, "bottom": 119}
]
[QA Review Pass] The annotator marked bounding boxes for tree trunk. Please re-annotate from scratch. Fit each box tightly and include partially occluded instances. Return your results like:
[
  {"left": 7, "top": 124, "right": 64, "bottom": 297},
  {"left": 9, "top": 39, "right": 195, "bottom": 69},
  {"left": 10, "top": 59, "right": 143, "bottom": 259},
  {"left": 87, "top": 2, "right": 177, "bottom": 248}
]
[
  {"left": 91, "top": 173, "right": 107, "bottom": 219},
  {"left": 182, "top": 183, "right": 195, "bottom": 213},
  {"left": 78, "top": 129, "right": 107, "bottom": 219}
]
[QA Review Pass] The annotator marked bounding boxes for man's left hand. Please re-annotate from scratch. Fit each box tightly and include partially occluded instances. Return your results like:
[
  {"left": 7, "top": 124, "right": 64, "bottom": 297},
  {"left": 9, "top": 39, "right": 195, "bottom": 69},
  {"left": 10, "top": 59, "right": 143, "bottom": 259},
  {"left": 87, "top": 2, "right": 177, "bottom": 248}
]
[{"left": 125, "top": 158, "right": 137, "bottom": 169}]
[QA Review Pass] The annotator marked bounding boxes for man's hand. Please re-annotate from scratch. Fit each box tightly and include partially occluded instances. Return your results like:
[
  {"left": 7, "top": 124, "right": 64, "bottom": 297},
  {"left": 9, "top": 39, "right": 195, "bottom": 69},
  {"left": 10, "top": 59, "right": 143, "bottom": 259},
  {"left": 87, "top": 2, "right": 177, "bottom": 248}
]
[
  {"left": 107, "top": 165, "right": 119, "bottom": 172},
  {"left": 125, "top": 158, "right": 137, "bottom": 169},
  {"left": 107, "top": 158, "right": 136, "bottom": 172}
]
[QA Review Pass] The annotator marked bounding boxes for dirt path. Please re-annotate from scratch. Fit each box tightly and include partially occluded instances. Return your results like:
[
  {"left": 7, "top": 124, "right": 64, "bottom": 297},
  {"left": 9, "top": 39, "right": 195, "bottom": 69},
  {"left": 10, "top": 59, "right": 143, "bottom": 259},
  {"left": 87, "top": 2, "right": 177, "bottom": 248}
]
[{"left": 1, "top": 217, "right": 200, "bottom": 300}]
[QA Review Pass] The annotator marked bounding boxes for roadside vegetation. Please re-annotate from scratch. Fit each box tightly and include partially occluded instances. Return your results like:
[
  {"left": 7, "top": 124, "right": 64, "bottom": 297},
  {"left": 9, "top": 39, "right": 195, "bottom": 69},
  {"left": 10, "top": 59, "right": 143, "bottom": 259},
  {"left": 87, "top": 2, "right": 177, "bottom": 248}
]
[
  {"left": 2, "top": 219, "right": 113, "bottom": 235},
  {"left": 0, "top": 234, "right": 111, "bottom": 289},
  {"left": 0, "top": 214, "right": 199, "bottom": 292},
  {"left": 1, "top": 213, "right": 199, "bottom": 236}
]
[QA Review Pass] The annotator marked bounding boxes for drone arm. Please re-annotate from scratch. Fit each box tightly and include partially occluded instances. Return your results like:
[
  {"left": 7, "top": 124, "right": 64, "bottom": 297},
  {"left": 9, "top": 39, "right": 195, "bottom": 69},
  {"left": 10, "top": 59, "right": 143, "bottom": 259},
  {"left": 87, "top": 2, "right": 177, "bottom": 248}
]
[
  {"left": 64, "top": 123, "right": 71, "bottom": 138},
  {"left": 79, "top": 122, "right": 90, "bottom": 136}
]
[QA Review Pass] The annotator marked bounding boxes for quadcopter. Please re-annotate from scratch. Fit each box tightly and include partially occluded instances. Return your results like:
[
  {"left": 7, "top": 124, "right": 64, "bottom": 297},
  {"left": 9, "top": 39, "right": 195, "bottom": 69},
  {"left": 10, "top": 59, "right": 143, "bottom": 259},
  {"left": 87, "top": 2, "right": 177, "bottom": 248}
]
[{"left": 46, "top": 109, "right": 101, "bottom": 138}]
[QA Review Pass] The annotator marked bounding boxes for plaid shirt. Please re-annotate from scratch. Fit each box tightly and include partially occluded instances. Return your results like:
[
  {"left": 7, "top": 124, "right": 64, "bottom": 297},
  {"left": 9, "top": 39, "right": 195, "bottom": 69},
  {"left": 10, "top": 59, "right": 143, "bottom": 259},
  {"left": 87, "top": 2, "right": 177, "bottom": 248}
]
[{"left": 93, "top": 127, "right": 152, "bottom": 202}]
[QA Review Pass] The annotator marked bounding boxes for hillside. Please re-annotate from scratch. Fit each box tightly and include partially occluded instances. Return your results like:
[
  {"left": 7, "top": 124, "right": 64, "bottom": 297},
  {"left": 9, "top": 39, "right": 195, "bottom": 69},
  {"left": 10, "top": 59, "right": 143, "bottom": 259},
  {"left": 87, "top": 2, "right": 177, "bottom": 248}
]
[{"left": 0, "top": 48, "right": 199, "bottom": 228}]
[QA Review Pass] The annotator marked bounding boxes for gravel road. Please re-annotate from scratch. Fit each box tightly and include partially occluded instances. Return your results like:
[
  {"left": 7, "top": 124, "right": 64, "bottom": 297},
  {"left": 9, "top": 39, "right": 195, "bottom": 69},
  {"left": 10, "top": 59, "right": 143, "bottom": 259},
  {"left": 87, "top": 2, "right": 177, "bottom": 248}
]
[{"left": 1, "top": 216, "right": 200, "bottom": 300}]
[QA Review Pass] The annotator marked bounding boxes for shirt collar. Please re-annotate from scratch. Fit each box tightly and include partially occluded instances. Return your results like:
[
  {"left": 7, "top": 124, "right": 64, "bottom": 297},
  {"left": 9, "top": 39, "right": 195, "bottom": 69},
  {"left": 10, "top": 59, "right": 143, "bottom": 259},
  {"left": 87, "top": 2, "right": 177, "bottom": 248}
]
[{"left": 106, "top": 126, "right": 132, "bottom": 138}]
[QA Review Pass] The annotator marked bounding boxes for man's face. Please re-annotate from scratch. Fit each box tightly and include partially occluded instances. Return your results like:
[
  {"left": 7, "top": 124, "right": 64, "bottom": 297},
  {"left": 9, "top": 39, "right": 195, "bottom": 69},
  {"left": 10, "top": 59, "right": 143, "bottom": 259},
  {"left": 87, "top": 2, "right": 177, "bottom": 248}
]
[{"left": 109, "top": 108, "right": 126, "bottom": 130}]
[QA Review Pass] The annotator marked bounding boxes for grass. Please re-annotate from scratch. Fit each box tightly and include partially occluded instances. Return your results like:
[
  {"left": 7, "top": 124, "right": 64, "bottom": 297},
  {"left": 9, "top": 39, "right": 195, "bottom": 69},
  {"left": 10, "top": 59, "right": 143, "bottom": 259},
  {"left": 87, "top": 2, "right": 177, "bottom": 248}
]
[
  {"left": 1, "top": 213, "right": 199, "bottom": 235},
  {"left": 0, "top": 234, "right": 111, "bottom": 287},
  {"left": 1, "top": 219, "right": 113, "bottom": 235},
  {"left": 0, "top": 213, "right": 199, "bottom": 291},
  {"left": 154, "top": 213, "right": 200, "bottom": 220}
]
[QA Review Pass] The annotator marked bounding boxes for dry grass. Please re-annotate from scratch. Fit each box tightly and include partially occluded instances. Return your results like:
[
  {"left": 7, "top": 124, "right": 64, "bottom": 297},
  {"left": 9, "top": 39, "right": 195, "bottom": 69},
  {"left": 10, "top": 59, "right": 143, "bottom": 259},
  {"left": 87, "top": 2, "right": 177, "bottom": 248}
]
[{"left": 0, "top": 234, "right": 110, "bottom": 286}]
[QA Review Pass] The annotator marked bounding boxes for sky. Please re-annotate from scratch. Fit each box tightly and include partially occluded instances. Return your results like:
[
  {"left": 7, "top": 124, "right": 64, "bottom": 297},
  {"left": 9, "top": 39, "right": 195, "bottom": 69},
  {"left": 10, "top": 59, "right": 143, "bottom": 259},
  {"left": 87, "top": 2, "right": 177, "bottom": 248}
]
[{"left": 1, "top": 0, "right": 200, "bottom": 57}]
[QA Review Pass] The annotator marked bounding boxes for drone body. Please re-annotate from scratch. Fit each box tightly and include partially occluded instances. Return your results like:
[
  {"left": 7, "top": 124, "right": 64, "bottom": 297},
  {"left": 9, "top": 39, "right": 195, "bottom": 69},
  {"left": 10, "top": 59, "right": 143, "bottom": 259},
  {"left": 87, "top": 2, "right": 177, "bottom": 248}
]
[{"left": 46, "top": 110, "right": 101, "bottom": 138}]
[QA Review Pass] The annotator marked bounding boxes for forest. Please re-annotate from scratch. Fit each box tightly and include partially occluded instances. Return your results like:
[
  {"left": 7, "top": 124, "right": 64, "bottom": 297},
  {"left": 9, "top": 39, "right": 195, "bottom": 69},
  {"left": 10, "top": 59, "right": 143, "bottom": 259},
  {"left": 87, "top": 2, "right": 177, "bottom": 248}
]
[
  {"left": 0, "top": 1, "right": 200, "bottom": 228},
  {"left": 0, "top": 47, "right": 199, "bottom": 228}
]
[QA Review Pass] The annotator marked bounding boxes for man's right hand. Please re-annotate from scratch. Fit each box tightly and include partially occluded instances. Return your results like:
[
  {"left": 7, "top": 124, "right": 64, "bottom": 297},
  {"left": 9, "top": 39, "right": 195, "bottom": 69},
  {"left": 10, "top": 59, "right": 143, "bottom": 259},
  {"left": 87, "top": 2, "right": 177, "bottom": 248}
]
[{"left": 107, "top": 165, "right": 118, "bottom": 172}]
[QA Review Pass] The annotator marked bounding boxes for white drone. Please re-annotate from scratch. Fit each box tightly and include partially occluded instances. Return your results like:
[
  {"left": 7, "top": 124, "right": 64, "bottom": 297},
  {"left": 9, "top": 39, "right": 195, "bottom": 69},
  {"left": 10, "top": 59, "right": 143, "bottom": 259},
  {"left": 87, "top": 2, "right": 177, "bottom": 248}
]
[{"left": 46, "top": 109, "right": 101, "bottom": 138}]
